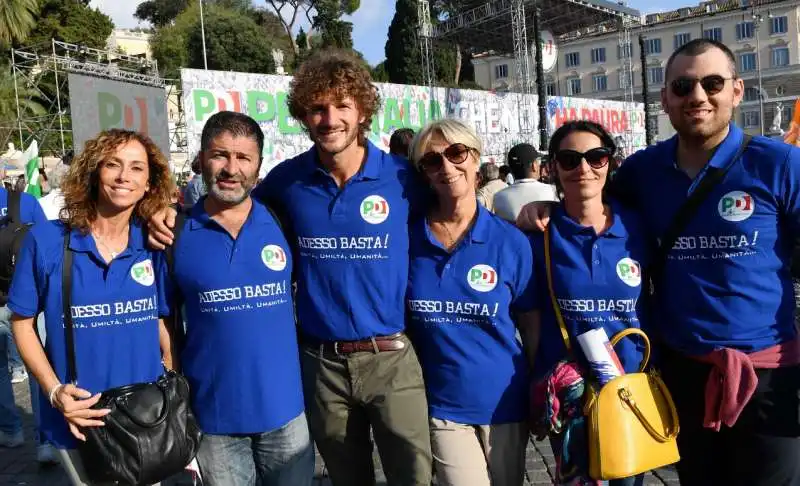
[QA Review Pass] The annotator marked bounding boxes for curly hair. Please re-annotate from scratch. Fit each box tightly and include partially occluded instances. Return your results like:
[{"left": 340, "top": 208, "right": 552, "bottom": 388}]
[
  {"left": 60, "top": 129, "right": 175, "bottom": 233},
  {"left": 288, "top": 48, "right": 381, "bottom": 137}
]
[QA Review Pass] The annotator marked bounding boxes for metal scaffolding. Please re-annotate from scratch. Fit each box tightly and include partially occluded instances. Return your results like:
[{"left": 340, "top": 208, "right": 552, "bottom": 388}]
[
  {"left": 417, "top": 0, "right": 436, "bottom": 90},
  {"left": 511, "top": 0, "right": 531, "bottom": 94},
  {"left": 8, "top": 39, "right": 163, "bottom": 156}
]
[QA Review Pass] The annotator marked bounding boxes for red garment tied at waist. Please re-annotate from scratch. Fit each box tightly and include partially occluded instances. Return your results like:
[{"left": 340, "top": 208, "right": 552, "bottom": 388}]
[{"left": 694, "top": 337, "right": 800, "bottom": 431}]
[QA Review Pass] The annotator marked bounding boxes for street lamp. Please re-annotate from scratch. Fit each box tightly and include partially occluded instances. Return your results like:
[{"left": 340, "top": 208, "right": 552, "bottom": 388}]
[
  {"left": 752, "top": 9, "right": 770, "bottom": 136},
  {"left": 199, "top": 0, "right": 208, "bottom": 70}
]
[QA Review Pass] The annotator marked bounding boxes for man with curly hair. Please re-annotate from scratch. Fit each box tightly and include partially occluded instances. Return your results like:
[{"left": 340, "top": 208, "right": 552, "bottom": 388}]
[{"left": 255, "top": 48, "right": 432, "bottom": 486}]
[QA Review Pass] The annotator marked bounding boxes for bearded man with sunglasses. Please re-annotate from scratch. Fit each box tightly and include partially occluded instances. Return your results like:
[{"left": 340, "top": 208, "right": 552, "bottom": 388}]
[{"left": 520, "top": 38, "right": 800, "bottom": 485}]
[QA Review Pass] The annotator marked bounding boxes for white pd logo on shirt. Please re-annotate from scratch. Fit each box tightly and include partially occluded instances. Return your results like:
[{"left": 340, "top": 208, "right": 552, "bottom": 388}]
[
  {"left": 615, "top": 258, "right": 641, "bottom": 287},
  {"left": 360, "top": 195, "right": 390, "bottom": 224},
  {"left": 718, "top": 191, "right": 755, "bottom": 222},
  {"left": 467, "top": 264, "right": 498, "bottom": 292},
  {"left": 261, "top": 245, "right": 287, "bottom": 271},
  {"left": 130, "top": 259, "right": 155, "bottom": 287}
]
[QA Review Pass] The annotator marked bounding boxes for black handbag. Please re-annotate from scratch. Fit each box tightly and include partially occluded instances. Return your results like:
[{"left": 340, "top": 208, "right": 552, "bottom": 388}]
[{"left": 61, "top": 233, "right": 202, "bottom": 485}]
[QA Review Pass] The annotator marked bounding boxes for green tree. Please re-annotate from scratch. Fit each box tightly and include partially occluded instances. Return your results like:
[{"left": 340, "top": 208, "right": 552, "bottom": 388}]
[
  {"left": 187, "top": 6, "right": 276, "bottom": 73},
  {"left": 371, "top": 61, "right": 388, "bottom": 82},
  {"left": 0, "top": 0, "right": 40, "bottom": 46},
  {"left": 23, "top": 0, "right": 113, "bottom": 51},
  {"left": 385, "top": 0, "right": 422, "bottom": 84},
  {"left": 0, "top": 68, "right": 47, "bottom": 149},
  {"left": 134, "top": 0, "right": 190, "bottom": 28}
]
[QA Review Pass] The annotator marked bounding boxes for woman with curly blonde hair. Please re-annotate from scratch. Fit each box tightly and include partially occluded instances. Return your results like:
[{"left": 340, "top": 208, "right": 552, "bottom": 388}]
[{"left": 8, "top": 129, "right": 175, "bottom": 486}]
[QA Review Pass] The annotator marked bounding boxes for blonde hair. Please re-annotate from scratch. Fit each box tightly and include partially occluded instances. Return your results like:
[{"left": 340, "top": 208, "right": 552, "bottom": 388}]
[{"left": 409, "top": 119, "right": 483, "bottom": 171}]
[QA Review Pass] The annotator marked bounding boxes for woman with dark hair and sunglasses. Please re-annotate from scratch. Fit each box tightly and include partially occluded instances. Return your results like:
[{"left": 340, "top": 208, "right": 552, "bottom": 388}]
[
  {"left": 528, "top": 120, "right": 649, "bottom": 486},
  {"left": 405, "top": 119, "right": 538, "bottom": 486}
]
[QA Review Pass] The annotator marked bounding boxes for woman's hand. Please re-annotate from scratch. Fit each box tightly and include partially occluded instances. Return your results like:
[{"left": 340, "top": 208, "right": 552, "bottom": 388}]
[
  {"left": 147, "top": 206, "right": 178, "bottom": 250},
  {"left": 52, "top": 384, "right": 111, "bottom": 441},
  {"left": 516, "top": 202, "right": 553, "bottom": 232}
]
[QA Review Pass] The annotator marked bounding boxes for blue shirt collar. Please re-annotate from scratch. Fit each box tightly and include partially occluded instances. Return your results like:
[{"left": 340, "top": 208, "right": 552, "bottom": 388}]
[
  {"left": 667, "top": 123, "right": 744, "bottom": 171},
  {"left": 68, "top": 218, "right": 146, "bottom": 258},
  {"left": 301, "top": 140, "right": 384, "bottom": 182},
  {"left": 189, "top": 197, "right": 276, "bottom": 232},
  {"left": 423, "top": 204, "right": 492, "bottom": 251},
  {"left": 553, "top": 201, "right": 628, "bottom": 239}
]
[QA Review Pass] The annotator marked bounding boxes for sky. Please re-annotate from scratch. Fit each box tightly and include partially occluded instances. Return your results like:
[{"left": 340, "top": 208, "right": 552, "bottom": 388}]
[{"left": 88, "top": 0, "right": 696, "bottom": 66}]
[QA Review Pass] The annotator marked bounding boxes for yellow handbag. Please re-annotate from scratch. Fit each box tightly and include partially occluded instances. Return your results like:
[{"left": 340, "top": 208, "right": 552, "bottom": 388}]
[{"left": 544, "top": 228, "right": 681, "bottom": 481}]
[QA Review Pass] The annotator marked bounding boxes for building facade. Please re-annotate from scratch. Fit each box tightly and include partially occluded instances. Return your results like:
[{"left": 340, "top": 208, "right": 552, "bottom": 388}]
[
  {"left": 107, "top": 29, "right": 153, "bottom": 60},
  {"left": 472, "top": 0, "right": 800, "bottom": 141}
]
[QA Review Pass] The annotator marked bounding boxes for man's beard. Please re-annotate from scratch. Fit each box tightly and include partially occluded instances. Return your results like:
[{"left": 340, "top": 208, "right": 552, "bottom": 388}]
[{"left": 204, "top": 170, "right": 256, "bottom": 205}]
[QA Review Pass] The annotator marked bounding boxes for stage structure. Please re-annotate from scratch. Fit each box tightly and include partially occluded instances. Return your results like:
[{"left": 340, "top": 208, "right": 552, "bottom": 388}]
[
  {"left": 7, "top": 40, "right": 181, "bottom": 157},
  {"left": 418, "top": 0, "right": 642, "bottom": 150}
]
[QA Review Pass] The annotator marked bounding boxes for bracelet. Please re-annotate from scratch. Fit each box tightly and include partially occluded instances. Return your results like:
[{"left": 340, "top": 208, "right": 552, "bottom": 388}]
[{"left": 48, "top": 383, "right": 64, "bottom": 407}]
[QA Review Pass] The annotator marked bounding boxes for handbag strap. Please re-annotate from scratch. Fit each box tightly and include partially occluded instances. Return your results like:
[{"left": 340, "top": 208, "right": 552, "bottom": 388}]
[
  {"left": 164, "top": 210, "right": 187, "bottom": 350},
  {"left": 544, "top": 226, "right": 572, "bottom": 353},
  {"left": 609, "top": 327, "right": 651, "bottom": 372},
  {"left": 650, "top": 134, "right": 752, "bottom": 287},
  {"left": 62, "top": 232, "right": 77, "bottom": 384},
  {"left": 617, "top": 372, "right": 681, "bottom": 442}
]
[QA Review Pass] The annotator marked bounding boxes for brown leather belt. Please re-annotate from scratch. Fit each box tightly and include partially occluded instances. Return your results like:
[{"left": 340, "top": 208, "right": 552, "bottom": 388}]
[{"left": 306, "top": 332, "right": 406, "bottom": 355}]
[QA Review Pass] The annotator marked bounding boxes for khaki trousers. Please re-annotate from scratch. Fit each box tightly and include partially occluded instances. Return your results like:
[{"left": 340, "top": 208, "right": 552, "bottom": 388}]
[{"left": 429, "top": 418, "right": 528, "bottom": 486}]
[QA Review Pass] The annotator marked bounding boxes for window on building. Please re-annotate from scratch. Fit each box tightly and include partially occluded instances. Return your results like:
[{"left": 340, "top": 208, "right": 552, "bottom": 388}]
[
  {"left": 674, "top": 33, "right": 692, "bottom": 49},
  {"left": 703, "top": 27, "right": 723, "bottom": 42},
  {"left": 736, "top": 21, "right": 755, "bottom": 40},
  {"left": 593, "top": 74, "right": 608, "bottom": 92},
  {"left": 744, "top": 86, "right": 760, "bottom": 102},
  {"left": 567, "top": 77, "right": 582, "bottom": 96},
  {"left": 618, "top": 42, "right": 632, "bottom": 59},
  {"left": 546, "top": 82, "right": 556, "bottom": 96},
  {"left": 777, "top": 85, "right": 786, "bottom": 96},
  {"left": 647, "top": 66, "right": 664, "bottom": 85},
  {"left": 739, "top": 53, "right": 757, "bottom": 72},
  {"left": 494, "top": 64, "right": 509, "bottom": 79},
  {"left": 771, "top": 16, "right": 788, "bottom": 35},
  {"left": 743, "top": 110, "right": 760, "bottom": 128},
  {"left": 772, "top": 47, "right": 790, "bottom": 67},
  {"left": 591, "top": 48, "right": 606, "bottom": 64},
  {"left": 644, "top": 38, "right": 662, "bottom": 55},
  {"left": 619, "top": 70, "right": 633, "bottom": 89},
  {"left": 565, "top": 52, "right": 580, "bottom": 67}
]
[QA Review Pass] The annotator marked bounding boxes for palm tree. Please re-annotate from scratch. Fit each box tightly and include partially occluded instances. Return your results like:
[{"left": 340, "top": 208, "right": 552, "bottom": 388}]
[{"left": 0, "top": 0, "right": 39, "bottom": 46}]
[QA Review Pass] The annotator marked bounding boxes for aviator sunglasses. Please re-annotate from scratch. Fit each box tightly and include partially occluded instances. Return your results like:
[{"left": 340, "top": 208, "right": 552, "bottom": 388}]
[
  {"left": 418, "top": 143, "right": 475, "bottom": 172},
  {"left": 669, "top": 74, "right": 733, "bottom": 97},
  {"left": 554, "top": 147, "right": 613, "bottom": 171}
]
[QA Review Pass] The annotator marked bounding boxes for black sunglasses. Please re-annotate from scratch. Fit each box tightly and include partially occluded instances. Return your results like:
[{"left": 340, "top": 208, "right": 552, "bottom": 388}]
[
  {"left": 554, "top": 147, "right": 613, "bottom": 171},
  {"left": 669, "top": 75, "right": 733, "bottom": 97},
  {"left": 418, "top": 143, "right": 475, "bottom": 172}
]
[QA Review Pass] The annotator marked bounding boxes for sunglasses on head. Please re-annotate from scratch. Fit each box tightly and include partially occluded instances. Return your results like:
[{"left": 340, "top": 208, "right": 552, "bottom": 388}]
[
  {"left": 669, "top": 75, "right": 733, "bottom": 97},
  {"left": 554, "top": 147, "right": 613, "bottom": 171},
  {"left": 418, "top": 143, "right": 475, "bottom": 172}
]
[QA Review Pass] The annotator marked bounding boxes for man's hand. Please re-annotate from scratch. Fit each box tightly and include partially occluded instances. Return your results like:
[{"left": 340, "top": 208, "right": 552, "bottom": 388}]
[
  {"left": 516, "top": 202, "right": 553, "bottom": 232},
  {"left": 147, "top": 207, "right": 178, "bottom": 250},
  {"left": 53, "top": 384, "right": 110, "bottom": 442}
]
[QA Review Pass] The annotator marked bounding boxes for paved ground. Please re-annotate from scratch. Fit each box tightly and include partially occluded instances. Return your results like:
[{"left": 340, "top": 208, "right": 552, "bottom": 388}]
[{"left": 1, "top": 380, "right": 680, "bottom": 485}]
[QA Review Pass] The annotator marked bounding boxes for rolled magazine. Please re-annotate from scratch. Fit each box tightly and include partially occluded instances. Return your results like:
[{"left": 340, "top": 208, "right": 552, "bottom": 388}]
[{"left": 576, "top": 328, "right": 625, "bottom": 386}]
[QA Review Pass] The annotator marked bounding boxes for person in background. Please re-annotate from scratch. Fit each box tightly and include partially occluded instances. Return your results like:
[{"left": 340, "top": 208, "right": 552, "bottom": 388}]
[
  {"left": 0, "top": 175, "right": 47, "bottom": 450},
  {"left": 39, "top": 164, "right": 67, "bottom": 221},
  {"left": 475, "top": 162, "right": 507, "bottom": 212},
  {"left": 493, "top": 143, "right": 558, "bottom": 223},
  {"left": 182, "top": 155, "right": 206, "bottom": 210},
  {"left": 389, "top": 128, "right": 415, "bottom": 159},
  {"left": 528, "top": 121, "right": 647, "bottom": 485},
  {"left": 14, "top": 175, "right": 25, "bottom": 194},
  {"left": 407, "top": 118, "right": 537, "bottom": 486},
  {"left": 9, "top": 129, "right": 175, "bottom": 485},
  {"left": 499, "top": 165, "right": 514, "bottom": 185}
]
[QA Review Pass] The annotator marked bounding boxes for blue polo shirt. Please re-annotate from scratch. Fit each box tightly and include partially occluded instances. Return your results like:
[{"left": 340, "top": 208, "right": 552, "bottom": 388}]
[
  {"left": 8, "top": 221, "right": 163, "bottom": 449},
  {"left": 158, "top": 198, "right": 303, "bottom": 435},
  {"left": 613, "top": 124, "right": 800, "bottom": 355},
  {"left": 253, "top": 141, "right": 427, "bottom": 341},
  {"left": 0, "top": 187, "right": 48, "bottom": 226},
  {"left": 406, "top": 206, "right": 535, "bottom": 424},
  {"left": 531, "top": 203, "right": 649, "bottom": 380}
]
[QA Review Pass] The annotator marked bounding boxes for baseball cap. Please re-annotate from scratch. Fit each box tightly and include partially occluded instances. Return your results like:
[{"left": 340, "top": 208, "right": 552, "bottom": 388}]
[{"left": 507, "top": 143, "right": 545, "bottom": 168}]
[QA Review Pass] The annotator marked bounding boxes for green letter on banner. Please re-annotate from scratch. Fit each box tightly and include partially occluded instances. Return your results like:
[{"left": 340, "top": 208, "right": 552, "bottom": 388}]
[
  {"left": 247, "top": 91, "right": 276, "bottom": 122},
  {"left": 193, "top": 89, "right": 216, "bottom": 122},
  {"left": 276, "top": 92, "right": 302, "bottom": 134},
  {"left": 98, "top": 92, "right": 122, "bottom": 129},
  {"left": 382, "top": 98, "right": 403, "bottom": 133}
]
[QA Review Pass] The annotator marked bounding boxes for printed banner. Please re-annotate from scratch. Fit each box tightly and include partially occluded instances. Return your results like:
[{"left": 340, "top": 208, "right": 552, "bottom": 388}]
[
  {"left": 67, "top": 73, "right": 170, "bottom": 158},
  {"left": 180, "top": 69, "right": 646, "bottom": 175}
]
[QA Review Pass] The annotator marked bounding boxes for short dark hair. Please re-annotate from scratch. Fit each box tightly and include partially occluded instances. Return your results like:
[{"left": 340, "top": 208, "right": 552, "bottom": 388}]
[
  {"left": 389, "top": 128, "right": 415, "bottom": 157},
  {"left": 665, "top": 38, "right": 737, "bottom": 82},
  {"left": 200, "top": 111, "right": 264, "bottom": 158},
  {"left": 548, "top": 120, "right": 619, "bottom": 201}
]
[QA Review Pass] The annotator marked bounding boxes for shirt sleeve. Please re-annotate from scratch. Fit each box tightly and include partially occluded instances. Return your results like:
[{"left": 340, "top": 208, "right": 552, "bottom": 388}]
[
  {"left": 8, "top": 231, "right": 41, "bottom": 317},
  {"left": 510, "top": 229, "right": 537, "bottom": 313},
  {"left": 781, "top": 146, "right": 800, "bottom": 238},
  {"left": 153, "top": 250, "right": 174, "bottom": 318},
  {"left": 609, "top": 154, "right": 641, "bottom": 209},
  {"left": 21, "top": 192, "right": 48, "bottom": 226}
]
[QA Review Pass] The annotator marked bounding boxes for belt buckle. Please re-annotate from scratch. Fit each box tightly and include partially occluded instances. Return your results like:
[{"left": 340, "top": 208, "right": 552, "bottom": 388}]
[{"left": 333, "top": 341, "right": 342, "bottom": 356}]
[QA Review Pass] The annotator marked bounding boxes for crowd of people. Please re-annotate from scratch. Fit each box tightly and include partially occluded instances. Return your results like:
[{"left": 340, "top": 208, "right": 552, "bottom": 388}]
[{"left": 0, "top": 37, "right": 797, "bottom": 486}]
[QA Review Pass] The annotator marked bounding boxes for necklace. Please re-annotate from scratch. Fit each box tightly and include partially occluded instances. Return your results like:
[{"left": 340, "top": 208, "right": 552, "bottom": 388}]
[{"left": 92, "top": 226, "right": 129, "bottom": 260}]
